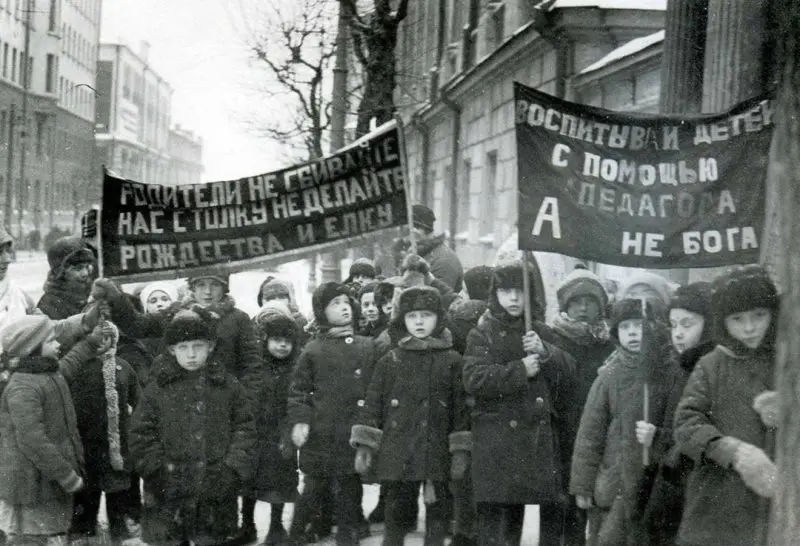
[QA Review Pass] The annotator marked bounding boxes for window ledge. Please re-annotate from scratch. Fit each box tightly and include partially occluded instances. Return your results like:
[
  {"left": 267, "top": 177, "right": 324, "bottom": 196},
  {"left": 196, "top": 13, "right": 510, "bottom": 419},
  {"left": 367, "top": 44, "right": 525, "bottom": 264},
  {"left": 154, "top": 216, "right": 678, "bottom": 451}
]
[
  {"left": 454, "top": 230, "right": 469, "bottom": 242},
  {"left": 478, "top": 234, "right": 495, "bottom": 245}
]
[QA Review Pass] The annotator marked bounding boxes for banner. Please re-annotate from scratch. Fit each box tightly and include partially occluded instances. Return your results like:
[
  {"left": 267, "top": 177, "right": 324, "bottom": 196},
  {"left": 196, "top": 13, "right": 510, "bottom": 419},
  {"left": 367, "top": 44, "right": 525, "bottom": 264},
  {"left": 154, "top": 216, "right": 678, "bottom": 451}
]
[
  {"left": 515, "top": 82, "right": 774, "bottom": 268},
  {"left": 101, "top": 123, "right": 407, "bottom": 279}
]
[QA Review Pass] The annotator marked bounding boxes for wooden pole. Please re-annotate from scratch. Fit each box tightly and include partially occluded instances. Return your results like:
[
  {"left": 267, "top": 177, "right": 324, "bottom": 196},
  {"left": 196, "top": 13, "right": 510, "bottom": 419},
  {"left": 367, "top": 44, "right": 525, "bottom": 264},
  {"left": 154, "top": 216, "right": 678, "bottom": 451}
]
[
  {"left": 394, "top": 113, "right": 417, "bottom": 255},
  {"left": 522, "top": 251, "right": 533, "bottom": 333},
  {"left": 641, "top": 297, "right": 650, "bottom": 466}
]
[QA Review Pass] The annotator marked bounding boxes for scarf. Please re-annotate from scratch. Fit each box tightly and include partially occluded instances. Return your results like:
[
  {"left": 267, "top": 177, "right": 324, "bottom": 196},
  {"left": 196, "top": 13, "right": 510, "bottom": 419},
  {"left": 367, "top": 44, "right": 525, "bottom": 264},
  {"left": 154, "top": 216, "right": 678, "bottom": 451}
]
[
  {"left": 40, "top": 276, "right": 92, "bottom": 318},
  {"left": 551, "top": 312, "right": 610, "bottom": 346},
  {"left": 321, "top": 325, "right": 354, "bottom": 338},
  {"left": 0, "top": 277, "right": 33, "bottom": 336},
  {"left": 100, "top": 322, "right": 124, "bottom": 471},
  {"left": 398, "top": 329, "right": 454, "bottom": 351}
]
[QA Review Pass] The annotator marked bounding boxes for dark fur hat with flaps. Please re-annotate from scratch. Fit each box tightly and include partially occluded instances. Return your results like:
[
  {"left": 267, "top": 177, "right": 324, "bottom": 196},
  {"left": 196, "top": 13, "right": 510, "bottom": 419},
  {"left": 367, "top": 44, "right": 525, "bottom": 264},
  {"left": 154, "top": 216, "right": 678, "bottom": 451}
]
[
  {"left": 609, "top": 298, "right": 646, "bottom": 341},
  {"left": 254, "top": 301, "right": 300, "bottom": 344},
  {"left": 312, "top": 282, "right": 355, "bottom": 326},
  {"left": 392, "top": 285, "right": 446, "bottom": 337},
  {"left": 670, "top": 281, "right": 713, "bottom": 319},
  {"left": 164, "top": 308, "right": 216, "bottom": 346},
  {"left": 487, "top": 260, "right": 546, "bottom": 322},
  {"left": 47, "top": 236, "right": 96, "bottom": 279}
]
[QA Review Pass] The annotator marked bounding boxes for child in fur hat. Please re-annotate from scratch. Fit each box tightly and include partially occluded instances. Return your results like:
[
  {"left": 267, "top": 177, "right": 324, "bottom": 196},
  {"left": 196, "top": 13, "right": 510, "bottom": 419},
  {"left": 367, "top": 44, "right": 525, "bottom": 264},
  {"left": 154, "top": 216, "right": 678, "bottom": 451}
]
[
  {"left": 257, "top": 277, "right": 310, "bottom": 345},
  {"left": 287, "top": 282, "right": 378, "bottom": 545},
  {"left": 130, "top": 309, "right": 257, "bottom": 546},
  {"left": 674, "top": 266, "right": 780, "bottom": 546},
  {"left": 236, "top": 301, "right": 301, "bottom": 545},
  {"left": 0, "top": 316, "right": 85, "bottom": 545},
  {"left": 463, "top": 262, "right": 578, "bottom": 546},
  {"left": 351, "top": 286, "right": 469, "bottom": 545}
]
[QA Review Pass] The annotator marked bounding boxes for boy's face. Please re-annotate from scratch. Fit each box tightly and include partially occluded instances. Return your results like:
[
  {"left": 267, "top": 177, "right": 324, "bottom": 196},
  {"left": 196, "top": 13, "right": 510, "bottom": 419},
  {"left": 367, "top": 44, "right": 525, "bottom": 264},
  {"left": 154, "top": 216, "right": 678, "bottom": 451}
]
[
  {"left": 361, "top": 292, "right": 379, "bottom": 322},
  {"left": 496, "top": 287, "right": 524, "bottom": 317},
  {"left": 168, "top": 339, "right": 215, "bottom": 371},
  {"left": 404, "top": 309, "right": 438, "bottom": 339},
  {"left": 145, "top": 290, "right": 173, "bottom": 314},
  {"left": 324, "top": 294, "right": 352, "bottom": 326},
  {"left": 64, "top": 262, "right": 93, "bottom": 284},
  {"left": 618, "top": 318, "right": 643, "bottom": 352},
  {"left": 566, "top": 296, "right": 602, "bottom": 324},
  {"left": 724, "top": 308, "right": 772, "bottom": 349},
  {"left": 353, "top": 274, "right": 372, "bottom": 286},
  {"left": 267, "top": 337, "right": 294, "bottom": 359},
  {"left": 40, "top": 333, "right": 60, "bottom": 359},
  {"left": 192, "top": 279, "right": 226, "bottom": 307},
  {"left": 670, "top": 308, "right": 705, "bottom": 354}
]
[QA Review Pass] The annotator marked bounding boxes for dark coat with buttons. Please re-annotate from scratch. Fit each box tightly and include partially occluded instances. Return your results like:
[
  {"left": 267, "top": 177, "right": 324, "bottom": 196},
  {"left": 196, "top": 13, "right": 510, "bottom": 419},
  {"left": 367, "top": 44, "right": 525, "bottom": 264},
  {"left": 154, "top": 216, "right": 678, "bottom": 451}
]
[
  {"left": 287, "top": 331, "right": 378, "bottom": 476},
  {"left": 354, "top": 329, "right": 469, "bottom": 482},
  {"left": 463, "top": 310, "right": 578, "bottom": 504},
  {"left": 129, "top": 357, "right": 257, "bottom": 543}
]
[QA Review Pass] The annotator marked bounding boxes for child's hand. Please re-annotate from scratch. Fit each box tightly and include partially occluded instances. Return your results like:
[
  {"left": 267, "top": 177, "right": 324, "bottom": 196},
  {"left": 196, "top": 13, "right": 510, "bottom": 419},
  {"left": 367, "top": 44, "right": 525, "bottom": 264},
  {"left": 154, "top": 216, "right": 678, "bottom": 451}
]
[
  {"left": 753, "top": 390, "right": 779, "bottom": 428},
  {"left": 576, "top": 495, "right": 594, "bottom": 509},
  {"left": 522, "top": 331, "right": 546, "bottom": 356},
  {"left": 636, "top": 421, "right": 656, "bottom": 447},
  {"left": 522, "top": 354, "right": 540, "bottom": 378},
  {"left": 86, "top": 325, "right": 105, "bottom": 347},
  {"left": 292, "top": 423, "right": 310, "bottom": 448},
  {"left": 354, "top": 446, "right": 373, "bottom": 475}
]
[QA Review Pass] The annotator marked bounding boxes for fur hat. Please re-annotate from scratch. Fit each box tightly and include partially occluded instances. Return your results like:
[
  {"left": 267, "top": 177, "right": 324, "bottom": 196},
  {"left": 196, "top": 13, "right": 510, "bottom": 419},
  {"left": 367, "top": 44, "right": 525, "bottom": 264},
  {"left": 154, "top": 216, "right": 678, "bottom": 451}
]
[
  {"left": 258, "top": 278, "right": 293, "bottom": 307},
  {"left": 1, "top": 315, "right": 54, "bottom": 358},
  {"left": 393, "top": 285, "right": 445, "bottom": 336},
  {"left": 609, "top": 298, "right": 646, "bottom": 340},
  {"left": 400, "top": 254, "right": 431, "bottom": 287},
  {"left": 254, "top": 300, "right": 300, "bottom": 343},
  {"left": 164, "top": 310, "right": 215, "bottom": 346},
  {"left": 412, "top": 204, "right": 436, "bottom": 232},
  {"left": 488, "top": 263, "right": 546, "bottom": 322},
  {"left": 312, "top": 282, "right": 352, "bottom": 325},
  {"left": 346, "top": 259, "right": 377, "bottom": 283},
  {"left": 669, "top": 281, "right": 713, "bottom": 318},
  {"left": 140, "top": 281, "right": 180, "bottom": 311},
  {"left": 712, "top": 265, "right": 779, "bottom": 319},
  {"left": 47, "top": 236, "right": 96, "bottom": 279},
  {"left": 375, "top": 279, "right": 400, "bottom": 309},
  {"left": 187, "top": 267, "right": 230, "bottom": 292},
  {"left": 618, "top": 271, "right": 672, "bottom": 307},
  {"left": 557, "top": 268, "right": 608, "bottom": 313},
  {"left": 464, "top": 266, "right": 494, "bottom": 302},
  {"left": 358, "top": 281, "right": 377, "bottom": 300}
]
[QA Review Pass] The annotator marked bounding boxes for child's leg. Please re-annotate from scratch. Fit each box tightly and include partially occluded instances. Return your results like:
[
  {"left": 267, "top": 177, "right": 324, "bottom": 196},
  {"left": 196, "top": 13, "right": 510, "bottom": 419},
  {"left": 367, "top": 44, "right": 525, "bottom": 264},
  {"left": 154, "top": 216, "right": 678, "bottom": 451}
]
[
  {"left": 504, "top": 503, "right": 525, "bottom": 546},
  {"left": 241, "top": 496, "right": 257, "bottom": 530},
  {"left": 383, "top": 481, "right": 417, "bottom": 545},
  {"left": 422, "top": 481, "right": 450, "bottom": 546},
  {"left": 263, "top": 503, "right": 288, "bottom": 544},
  {"left": 288, "top": 475, "right": 325, "bottom": 541},
  {"left": 476, "top": 502, "right": 525, "bottom": 546},
  {"left": 539, "top": 502, "right": 566, "bottom": 546},
  {"left": 69, "top": 485, "right": 102, "bottom": 536},
  {"left": 330, "top": 474, "right": 362, "bottom": 546},
  {"left": 452, "top": 471, "right": 476, "bottom": 543}
]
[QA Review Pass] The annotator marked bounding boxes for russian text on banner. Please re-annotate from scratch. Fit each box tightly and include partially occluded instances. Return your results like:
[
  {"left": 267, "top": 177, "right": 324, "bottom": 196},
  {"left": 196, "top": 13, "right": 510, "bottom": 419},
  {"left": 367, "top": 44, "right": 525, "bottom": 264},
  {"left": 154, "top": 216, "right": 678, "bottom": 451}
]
[
  {"left": 100, "top": 123, "right": 407, "bottom": 280},
  {"left": 514, "top": 82, "right": 774, "bottom": 268}
]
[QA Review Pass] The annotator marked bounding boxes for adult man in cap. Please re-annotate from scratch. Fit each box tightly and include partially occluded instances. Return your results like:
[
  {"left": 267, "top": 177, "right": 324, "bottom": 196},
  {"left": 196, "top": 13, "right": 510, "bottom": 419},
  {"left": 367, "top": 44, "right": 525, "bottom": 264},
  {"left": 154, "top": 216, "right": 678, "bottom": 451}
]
[{"left": 397, "top": 204, "right": 464, "bottom": 293}]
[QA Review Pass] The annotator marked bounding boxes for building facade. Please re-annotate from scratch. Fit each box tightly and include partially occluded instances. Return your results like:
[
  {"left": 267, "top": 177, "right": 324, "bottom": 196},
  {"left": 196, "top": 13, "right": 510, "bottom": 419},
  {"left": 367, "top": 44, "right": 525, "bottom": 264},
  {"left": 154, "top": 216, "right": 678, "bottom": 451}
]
[
  {"left": 395, "top": 0, "right": 667, "bottom": 305},
  {"left": 0, "top": 0, "right": 101, "bottom": 236},
  {"left": 167, "top": 123, "right": 203, "bottom": 185}
]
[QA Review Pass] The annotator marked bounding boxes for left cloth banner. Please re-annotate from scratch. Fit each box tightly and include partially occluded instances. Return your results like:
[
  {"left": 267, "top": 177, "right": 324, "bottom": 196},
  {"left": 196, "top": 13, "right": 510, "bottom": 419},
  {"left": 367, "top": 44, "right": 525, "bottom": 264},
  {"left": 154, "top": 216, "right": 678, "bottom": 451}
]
[{"left": 101, "top": 123, "right": 407, "bottom": 280}]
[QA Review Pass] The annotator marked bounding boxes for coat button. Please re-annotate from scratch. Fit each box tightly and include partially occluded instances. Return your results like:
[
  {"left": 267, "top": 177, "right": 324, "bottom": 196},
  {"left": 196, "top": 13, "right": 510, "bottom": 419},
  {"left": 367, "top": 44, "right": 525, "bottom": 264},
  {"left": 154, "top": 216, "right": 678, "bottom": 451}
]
[
  {"left": 345, "top": 337, "right": 354, "bottom": 344},
  {"left": 421, "top": 421, "right": 427, "bottom": 428},
  {"left": 166, "top": 463, "right": 175, "bottom": 472},
  {"left": 354, "top": 368, "right": 362, "bottom": 377},
  {"left": 195, "top": 433, "right": 202, "bottom": 441},
  {"left": 391, "top": 399, "right": 399, "bottom": 407},
  {"left": 509, "top": 420, "right": 518, "bottom": 428},
  {"left": 540, "top": 419, "right": 547, "bottom": 425},
  {"left": 357, "top": 399, "right": 365, "bottom": 407},
  {"left": 535, "top": 397, "right": 544, "bottom": 406},
  {"left": 196, "top": 402, "right": 205, "bottom": 412},
  {"left": 391, "top": 421, "right": 398, "bottom": 428}
]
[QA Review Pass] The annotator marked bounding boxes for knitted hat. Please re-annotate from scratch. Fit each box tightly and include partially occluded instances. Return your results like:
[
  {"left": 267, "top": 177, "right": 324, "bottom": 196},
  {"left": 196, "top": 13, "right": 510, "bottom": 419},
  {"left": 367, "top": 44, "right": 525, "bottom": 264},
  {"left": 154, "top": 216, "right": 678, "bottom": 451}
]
[
  {"left": 254, "top": 300, "right": 300, "bottom": 343},
  {"left": 312, "top": 282, "right": 352, "bottom": 325},
  {"left": 412, "top": 204, "right": 436, "bottom": 232},
  {"left": 712, "top": 265, "right": 779, "bottom": 319},
  {"left": 609, "top": 298, "right": 646, "bottom": 340},
  {"left": 140, "top": 281, "right": 179, "bottom": 311},
  {"left": 669, "top": 281, "right": 713, "bottom": 318},
  {"left": 464, "top": 266, "right": 494, "bottom": 302},
  {"left": 488, "top": 263, "right": 546, "bottom": 322},
  {"left": 347, "top": 259, "right": 377, "bottom": 282},
  {"left": 164, "top": 310, "right": 215, "bottom": 345},
  {"left": 187, "top": 267, "right": 230, "bottom": 292},
  {"left": 47, "top": 236, "right": 96, "bottom": 278},
  {"left": 258, "top": 278, "right": 293, "bottom": 307},
  {"left": 394, "top": 285, "right": 445, "bottom": 336},
  {"left": 617, "top": 271, "right": 672, "bottom": 307},
  {"left": 1, "top": 315, "right": 54, "bottom": 358},
  {"left": 557, "top": 268, "right": 608, "bottom": 312}
]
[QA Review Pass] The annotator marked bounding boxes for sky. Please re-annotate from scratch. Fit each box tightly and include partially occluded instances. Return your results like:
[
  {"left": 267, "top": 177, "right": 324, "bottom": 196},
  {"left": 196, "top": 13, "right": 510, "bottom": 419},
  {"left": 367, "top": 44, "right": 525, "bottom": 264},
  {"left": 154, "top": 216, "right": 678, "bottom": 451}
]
[{"left": 100, "top": 0, "right": 292, "bottom": 181}]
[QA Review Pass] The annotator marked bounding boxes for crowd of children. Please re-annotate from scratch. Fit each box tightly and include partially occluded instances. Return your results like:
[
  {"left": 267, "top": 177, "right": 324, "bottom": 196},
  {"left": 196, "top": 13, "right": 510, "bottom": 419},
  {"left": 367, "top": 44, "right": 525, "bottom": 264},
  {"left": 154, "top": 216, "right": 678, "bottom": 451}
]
[{"left": 0, "top": 228, "right": 785, "bottom": 546}]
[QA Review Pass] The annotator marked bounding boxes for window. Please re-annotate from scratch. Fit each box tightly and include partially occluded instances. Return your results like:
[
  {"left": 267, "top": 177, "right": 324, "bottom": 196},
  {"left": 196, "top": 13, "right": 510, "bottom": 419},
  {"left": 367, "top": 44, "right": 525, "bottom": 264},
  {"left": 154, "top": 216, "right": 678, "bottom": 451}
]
[
  {"left": 35, "top": 114, "right": 45, "bottom": 157},
  {"left": 457, "top": 158, "right": 471, "bottom": 234},
  {"left": 480, "top": 152, "right": 498, "bottom": 236},
  {"left": 59, "top": 76, "right": 64, "bottom": 101},
  {"left": 10, "top": 48, "right": 16, "bottom": 82},
  {"left": 464, "top": 0, "right": 479, "bottom": 69},
  {"left": 0, "top": 110, "right": 6, "bottom": 143},
  {"left": 490, "top": 3, "right": 506, "bottom": 50},
  {"left": 1, "top": 44, "right": 6, "bottom": 78},
  {"left": 48, "top": 0, "right": 58, "bottom": 31},
  {"left": 26, "top": 55, "right": 32, "bottom": 87}
]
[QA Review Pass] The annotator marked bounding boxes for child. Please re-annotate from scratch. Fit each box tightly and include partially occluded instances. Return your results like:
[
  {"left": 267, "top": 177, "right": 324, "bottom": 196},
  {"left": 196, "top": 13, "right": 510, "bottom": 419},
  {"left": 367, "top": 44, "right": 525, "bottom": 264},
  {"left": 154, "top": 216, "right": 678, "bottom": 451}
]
[
  {"left": 351, "top": 286, "right": 470, "bottom": 545},
  {"left": 635, "top": 282, "right": 715, "bottom": 545},
  {"left": 237, "top": 302, "right": 301, "bottom": 546},
  {"left": 130, "top": 310, "right": 257, "bottom": 546},
  {"left": 343, "top": 258, "right": 377, "bottom": 286},
  {"left": 570, "top": 298, "right": 672, "bottom": 546},
  {"left": 449, "top": 265, "right": 494, "bottom": 355},
  {"left": 0, "top": 316, "right": 84, "bottom": 545},
  {"left": 287, "top": 282, "right": 377, "bottom": 546},
  {"left": 463, "top": 263, "right": 577, "bottom": 546},
  {"left": 673, "top": 266, "right": 779, "bottom": 546},
  {"left": 356, "top": 282, "right": 388, "bottom": 338},
  {"left": 139, "top": 281, "right": 179, "bottom": 315},
  {"left": 257, "top": 277, "right": 310, "bottom": 343}
]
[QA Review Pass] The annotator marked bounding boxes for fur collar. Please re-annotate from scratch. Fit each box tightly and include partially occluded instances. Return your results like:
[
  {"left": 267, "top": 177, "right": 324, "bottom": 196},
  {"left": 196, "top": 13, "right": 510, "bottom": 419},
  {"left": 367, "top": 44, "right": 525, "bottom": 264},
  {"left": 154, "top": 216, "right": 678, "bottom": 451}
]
[
  {"left": 397, "top": 328, "right": 454, "bottom": 351},
  {"left": 155, "top": 357, "right": 229, "bottom": 387},
  {"left": 12, "top": 355, "right": 59, "bottom": 374}
]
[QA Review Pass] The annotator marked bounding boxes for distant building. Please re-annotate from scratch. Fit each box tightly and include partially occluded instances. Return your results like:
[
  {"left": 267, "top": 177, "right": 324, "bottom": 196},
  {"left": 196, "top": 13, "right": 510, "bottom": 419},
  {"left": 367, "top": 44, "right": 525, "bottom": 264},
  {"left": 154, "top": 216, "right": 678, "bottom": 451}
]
[
  {"left": 0, "top": 0, "right": 101, "bottom": 235},
  {"left": 168, "top": 124, "right": 203, "bottom": 185}
]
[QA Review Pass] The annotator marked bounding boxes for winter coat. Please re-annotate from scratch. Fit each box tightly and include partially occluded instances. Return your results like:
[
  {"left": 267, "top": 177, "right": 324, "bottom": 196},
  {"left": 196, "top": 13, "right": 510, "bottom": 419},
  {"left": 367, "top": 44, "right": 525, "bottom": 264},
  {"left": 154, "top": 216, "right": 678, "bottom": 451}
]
[
  {"left": 37, "top": 277, "right": 93, "bottom": 320},
  {"left": 352, "top": 329, "right": 470, "bottom": 482},
  {"left": 287, "top": 331, "right": 378, "bottom": 476},
  {"left": 448, "top": 299, "right": 487, "bottom": 355},
  {"left": 463, "top": 310, "right": 578, "bottom": 504},
  {"left": 416, "top": 233, "right": 464, "bottom": 293},
  {"left": 250, "top": 351, "right": 298, "bottom": 502},
  {"left": 109, "top": 293, "right": 264, "bottom": 395},
  {"left": 66, "top": 352, "right": 140, "bottom": 492},
  {"left": 130, "top": 357, "right": 257, "bottom": 543},
  {"left": 673, "top": 345, "right": 774, "bottom": 546},
  {"left": 0, "top": 356, "right": 84, "bottom": 504}
]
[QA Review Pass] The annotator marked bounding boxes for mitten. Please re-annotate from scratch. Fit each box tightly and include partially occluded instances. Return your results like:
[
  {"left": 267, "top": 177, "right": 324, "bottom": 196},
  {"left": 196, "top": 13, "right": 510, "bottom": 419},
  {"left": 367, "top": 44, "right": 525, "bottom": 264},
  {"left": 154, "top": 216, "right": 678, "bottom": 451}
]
[
  {"left": 91, "top": 278, "right": 122, "bottom": 302},
  {"left": 753, "top": 390, "right": 779, "bottom": 428},
  {"left": 733, "top": 442, "right": 777, "bottom": 498},
  {"left": 450, "top": 451, "right": 469, "bottom": 481},
  {"left": 354, "top": 446, "right": 373, "bottom": 475},
  {"left": 576, "top": 495, "right": 594, "bottom": 509},
  {"left": 636, "top": 421, "right": 656, "bottom": 447},
  {"left": 292, "top": 423, "right": 310, "bottom": 448}
]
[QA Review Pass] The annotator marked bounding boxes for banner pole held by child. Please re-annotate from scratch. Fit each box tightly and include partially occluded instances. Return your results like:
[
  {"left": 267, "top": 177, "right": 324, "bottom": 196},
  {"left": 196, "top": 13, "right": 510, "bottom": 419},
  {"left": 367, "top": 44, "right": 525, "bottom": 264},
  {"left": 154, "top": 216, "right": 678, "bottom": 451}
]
[{"left": 394, "top": 114, "right": 417, "bottom": 255}]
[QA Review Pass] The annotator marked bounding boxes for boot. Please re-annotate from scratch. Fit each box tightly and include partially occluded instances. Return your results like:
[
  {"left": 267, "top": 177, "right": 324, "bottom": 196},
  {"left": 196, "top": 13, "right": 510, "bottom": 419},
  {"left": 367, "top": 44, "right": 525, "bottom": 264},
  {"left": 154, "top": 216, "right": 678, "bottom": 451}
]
[
  {"left": 450, "top": 534, "right": 478, "bottom": 546},
  {"left": 334, "top": 525, "right": 360, "bottom": 546},
  {"left": 382, "top": 523, "right": 407, "bottom": 546},
  {"left": 367, "top": 488, "right": 386, "bottom": 524},
  {"left": 262, "top": 523, "right": 289, "bottom": 546},
  {"left": 231, "top": 497, "right": 258, "bottom": 545},
  {"left": 424, "top": 519, "right": 449, "bottom": 546}
]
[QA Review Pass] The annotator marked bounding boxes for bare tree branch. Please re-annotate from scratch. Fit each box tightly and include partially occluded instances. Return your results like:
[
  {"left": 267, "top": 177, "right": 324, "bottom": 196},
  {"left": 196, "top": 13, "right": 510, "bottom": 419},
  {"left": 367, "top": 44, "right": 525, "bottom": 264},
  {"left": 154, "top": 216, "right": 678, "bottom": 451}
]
[{"left": 340, "top": 0, "right": 370, "bottom": 33}]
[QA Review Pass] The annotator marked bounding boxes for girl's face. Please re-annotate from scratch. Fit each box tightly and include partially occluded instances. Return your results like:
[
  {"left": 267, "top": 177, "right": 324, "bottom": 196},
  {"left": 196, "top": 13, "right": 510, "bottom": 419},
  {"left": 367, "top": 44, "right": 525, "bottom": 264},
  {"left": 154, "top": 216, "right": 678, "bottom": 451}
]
[
  {"left": 324, "top": 294, "right": 352, "bottom": 326},
  {"left": 618, "top": 318, "right": 643, "bottom": 352},
  {"left": 404, "top": 310, "right": 438, "bottom": 339},
  {"left": 496, "top": 287, "right": 524, "bottom": 317},
  {"left": 670, "top": 308, "right": 705, "bottom": 354},
  {"left": 361, "top": 292, "right": 379, "bottom": 322},
  {"left": 40, "top": 333, "right": 60, "bottom": 359},
  {"left": 566, "top": 296, "right": 602, "bottom": 324},
  {"left": 145, "top": 290, "right": 173, "bottom": 314},
  {"left": 267, "top": 337, "right": 294, "bottom": 359},
  {"left": 724, "top": 308, "right": 772, "bottom": 349},
  {"left": 192, "top": 279, "right": 226, "bottom": 307}
]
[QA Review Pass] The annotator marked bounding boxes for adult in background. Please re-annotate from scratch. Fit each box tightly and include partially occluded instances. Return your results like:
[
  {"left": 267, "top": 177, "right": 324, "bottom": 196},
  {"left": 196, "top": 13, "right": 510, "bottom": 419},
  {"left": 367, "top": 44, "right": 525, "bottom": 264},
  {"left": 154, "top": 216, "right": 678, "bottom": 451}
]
[
  {"left": 398, "top": 204, "right": 464, "bottom": 293},
  {"left": 37, "top": 236, "right": 97, "bottom": 320}
]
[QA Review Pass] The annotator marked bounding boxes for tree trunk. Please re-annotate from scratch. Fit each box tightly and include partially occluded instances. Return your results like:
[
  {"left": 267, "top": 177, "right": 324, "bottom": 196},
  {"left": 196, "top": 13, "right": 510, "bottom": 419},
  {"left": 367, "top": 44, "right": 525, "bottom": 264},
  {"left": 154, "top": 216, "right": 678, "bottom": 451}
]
[{"left": 767, "top": 2, "right": 800, "bottom": 543}]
